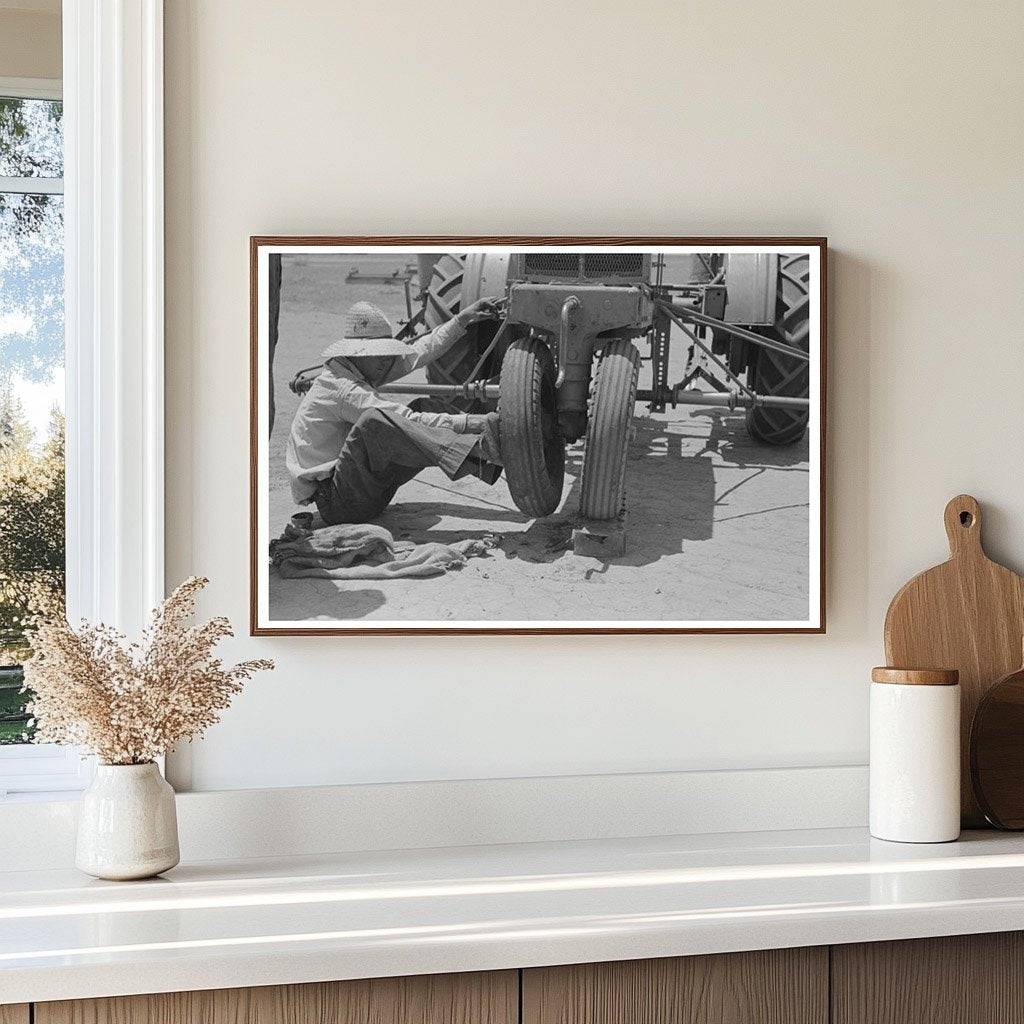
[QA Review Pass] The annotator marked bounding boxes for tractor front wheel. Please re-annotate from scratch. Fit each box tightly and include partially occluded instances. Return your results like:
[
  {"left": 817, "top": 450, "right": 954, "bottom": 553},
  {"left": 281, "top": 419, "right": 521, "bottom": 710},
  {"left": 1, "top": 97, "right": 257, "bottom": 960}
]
[
  {"left": 746, "top": 253, "right": 811, "bottom": 445},
  {"left": 499, "top": 338, "right": 565, "bottom": 518},
  {"left": 579, "top": 339, "right": 640, "bottom": 521}
]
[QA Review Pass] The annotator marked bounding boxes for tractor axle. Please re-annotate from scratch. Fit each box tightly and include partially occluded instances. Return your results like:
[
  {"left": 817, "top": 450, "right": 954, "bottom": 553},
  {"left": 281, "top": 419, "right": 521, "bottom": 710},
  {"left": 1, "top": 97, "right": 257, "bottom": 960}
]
[
  {"left": 639, "top": 388, "right": 811, "bottom": 411},
  {"left": 376, "top": 381, "right": 499, "bottom": 401},
  {"left": 377, "top": 381, "right": 809, "bottom": 412}
]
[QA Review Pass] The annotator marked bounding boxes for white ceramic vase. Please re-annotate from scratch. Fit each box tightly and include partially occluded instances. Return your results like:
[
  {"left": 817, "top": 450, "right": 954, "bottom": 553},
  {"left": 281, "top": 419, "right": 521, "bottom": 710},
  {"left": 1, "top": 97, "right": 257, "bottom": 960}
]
[{"left": 76, "top": 762, "right": 180, "bottom": 880}]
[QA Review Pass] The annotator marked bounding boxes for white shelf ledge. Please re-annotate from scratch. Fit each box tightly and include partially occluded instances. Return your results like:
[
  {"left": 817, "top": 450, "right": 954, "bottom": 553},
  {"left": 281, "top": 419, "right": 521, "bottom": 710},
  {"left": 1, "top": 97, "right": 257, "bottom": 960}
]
[{"left": 4, "top": 827, "right": 1024, "bottom": 1004}]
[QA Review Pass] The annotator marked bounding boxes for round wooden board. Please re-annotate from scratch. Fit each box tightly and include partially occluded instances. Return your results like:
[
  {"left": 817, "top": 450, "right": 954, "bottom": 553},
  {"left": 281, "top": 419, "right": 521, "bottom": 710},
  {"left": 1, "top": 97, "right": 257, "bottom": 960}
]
[{"left": 970, "top": 665, "right": 1024, "bottom": 829}]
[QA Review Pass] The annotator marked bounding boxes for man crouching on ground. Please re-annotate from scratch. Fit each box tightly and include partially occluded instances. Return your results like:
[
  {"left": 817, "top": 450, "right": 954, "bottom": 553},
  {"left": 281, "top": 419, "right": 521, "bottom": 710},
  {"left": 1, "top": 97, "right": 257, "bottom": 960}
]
[{"left": 287, "top": 298, "right": 505, "bottom": 525}]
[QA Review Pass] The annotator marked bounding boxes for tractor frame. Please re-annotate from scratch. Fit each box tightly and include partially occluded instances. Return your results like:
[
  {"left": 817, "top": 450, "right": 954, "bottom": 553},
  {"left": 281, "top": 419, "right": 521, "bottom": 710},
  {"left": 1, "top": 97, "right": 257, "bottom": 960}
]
[{"left": 289, "top": 249, "right": 814, "bottom": 534}]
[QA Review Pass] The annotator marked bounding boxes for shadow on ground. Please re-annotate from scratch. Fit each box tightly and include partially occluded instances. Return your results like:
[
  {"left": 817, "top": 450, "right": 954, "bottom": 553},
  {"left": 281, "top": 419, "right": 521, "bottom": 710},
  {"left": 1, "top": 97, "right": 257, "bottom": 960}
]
[
  {"left": 689, "top": 408, "right": 812, "bottom": 470},
  {"left": 364, "top": 409, "right": 810, "bottom": 571},
  {"left": 379, "top": 500, "right": 528, "bottom": 542}
]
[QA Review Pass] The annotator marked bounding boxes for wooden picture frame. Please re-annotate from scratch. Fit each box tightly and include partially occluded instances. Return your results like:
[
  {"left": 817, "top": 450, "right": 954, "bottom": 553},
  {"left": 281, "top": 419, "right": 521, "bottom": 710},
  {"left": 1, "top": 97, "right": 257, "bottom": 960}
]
[{"left": 251, "top": 237, "right": 827, "bottom": 635}]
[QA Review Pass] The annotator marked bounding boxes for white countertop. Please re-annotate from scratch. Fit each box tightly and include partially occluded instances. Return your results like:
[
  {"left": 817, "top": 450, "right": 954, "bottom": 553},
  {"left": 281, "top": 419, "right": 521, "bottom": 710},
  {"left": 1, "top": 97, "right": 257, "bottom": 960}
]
[{"left": 4, "top": 826, "right": 1024, "bottom": 1004}]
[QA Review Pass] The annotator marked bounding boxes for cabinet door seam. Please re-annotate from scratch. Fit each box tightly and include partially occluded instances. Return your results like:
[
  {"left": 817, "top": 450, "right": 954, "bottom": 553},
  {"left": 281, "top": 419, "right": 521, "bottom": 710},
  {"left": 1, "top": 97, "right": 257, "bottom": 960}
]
[{"left": 827, "top": 945, "right": 833, "bottom": 1024}]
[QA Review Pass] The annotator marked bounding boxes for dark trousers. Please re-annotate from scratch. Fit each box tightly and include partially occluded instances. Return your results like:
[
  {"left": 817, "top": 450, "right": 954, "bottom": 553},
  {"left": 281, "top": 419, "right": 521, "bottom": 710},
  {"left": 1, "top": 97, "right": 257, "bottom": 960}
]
[{"left": 314, "top": 408, "right": 500, "bottom": 525}]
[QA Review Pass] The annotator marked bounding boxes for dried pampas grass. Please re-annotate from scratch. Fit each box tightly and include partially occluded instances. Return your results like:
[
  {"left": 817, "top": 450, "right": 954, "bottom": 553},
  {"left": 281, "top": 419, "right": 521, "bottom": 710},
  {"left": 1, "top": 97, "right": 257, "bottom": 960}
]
[{"left": 23, "top": 576, "right": 273, "bottom": 765}]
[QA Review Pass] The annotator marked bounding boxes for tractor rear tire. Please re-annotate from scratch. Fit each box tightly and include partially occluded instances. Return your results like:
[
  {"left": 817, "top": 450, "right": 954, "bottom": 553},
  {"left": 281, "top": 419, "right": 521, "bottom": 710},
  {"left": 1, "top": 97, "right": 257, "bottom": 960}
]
[
  {"left": 499, "top": 338, "right": 565, "bottom": 518},
  {"left": 746, "top": 253, "right": 811, "bottom": 445},
  {"left": 423, "top": 253, "right": 506, "bottom": 411},
  {"left": 579, "top": 339, "right": 640, "bottom": 521}
]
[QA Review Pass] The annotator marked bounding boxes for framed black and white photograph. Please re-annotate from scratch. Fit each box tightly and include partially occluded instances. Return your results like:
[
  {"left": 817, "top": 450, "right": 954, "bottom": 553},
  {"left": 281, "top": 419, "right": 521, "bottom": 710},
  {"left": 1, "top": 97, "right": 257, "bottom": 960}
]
[{"left": 251, "top": 237, "right": 826, "bottom": 635}]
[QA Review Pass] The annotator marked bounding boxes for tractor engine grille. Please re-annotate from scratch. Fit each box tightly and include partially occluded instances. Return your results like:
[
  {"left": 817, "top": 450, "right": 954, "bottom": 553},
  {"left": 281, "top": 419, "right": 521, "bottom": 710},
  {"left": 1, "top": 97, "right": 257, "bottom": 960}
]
[
  {"left": 521, "top": 254, "right": 583, "bottom": 279},
  {"left": 583, "top": 253, "right": 645, "bottom": 279},
  {"left": 515, "top": 252, "right": 649, "bottom": 284}
]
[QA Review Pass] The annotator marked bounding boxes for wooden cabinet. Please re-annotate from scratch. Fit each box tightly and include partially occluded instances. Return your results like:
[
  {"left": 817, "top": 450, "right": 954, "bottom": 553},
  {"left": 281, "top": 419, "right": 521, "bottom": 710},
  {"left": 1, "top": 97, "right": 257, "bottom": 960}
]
[
  {"left": 22, "top": 932, "right": 1024, "bottom": 1024},
  {"left": 832, "top": 932, "right": 1024, "bottom": 1024},
  {"left": 522, "top": 948, "right": 828, "bottom": 1024},
  {"left": 34, "top": 971, "right": 517, "bottom": 1024}
]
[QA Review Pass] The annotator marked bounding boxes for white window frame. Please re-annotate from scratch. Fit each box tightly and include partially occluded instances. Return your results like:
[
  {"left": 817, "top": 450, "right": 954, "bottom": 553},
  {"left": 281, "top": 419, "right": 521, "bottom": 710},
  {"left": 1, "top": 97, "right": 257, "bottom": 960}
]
[
  {"left": 0, "top": 76, "right": 64, "bottom": 194},
  {"left": 0, "top": 0, "right": 165, "bottom": 798},
  {"left": 0, "top": 77, "right": 61, "bottom": 101}
]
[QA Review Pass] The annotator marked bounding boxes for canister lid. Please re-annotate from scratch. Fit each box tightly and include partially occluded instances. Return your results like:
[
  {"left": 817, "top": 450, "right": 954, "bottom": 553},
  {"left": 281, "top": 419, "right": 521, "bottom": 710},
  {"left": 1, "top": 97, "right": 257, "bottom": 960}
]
[{"left": 871, "top": 667, "right": 959, "bottom": 686}]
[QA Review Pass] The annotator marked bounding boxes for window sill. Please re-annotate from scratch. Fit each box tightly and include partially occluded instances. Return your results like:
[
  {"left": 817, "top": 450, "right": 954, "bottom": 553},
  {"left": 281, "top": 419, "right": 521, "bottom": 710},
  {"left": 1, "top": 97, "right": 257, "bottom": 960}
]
[{"left": 0, "top": 744, "right": 93, "bottom": 799}]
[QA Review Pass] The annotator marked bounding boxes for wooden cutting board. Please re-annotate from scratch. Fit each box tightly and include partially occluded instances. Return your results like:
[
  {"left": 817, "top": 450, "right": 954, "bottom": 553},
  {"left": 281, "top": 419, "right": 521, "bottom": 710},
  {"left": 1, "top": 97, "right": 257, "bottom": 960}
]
[
  {"left": 970, "top": 653, "right": 1024, "bottom": 829},
  {"left": 884, "top": 494, "right": 1024, "bottom": 826}
]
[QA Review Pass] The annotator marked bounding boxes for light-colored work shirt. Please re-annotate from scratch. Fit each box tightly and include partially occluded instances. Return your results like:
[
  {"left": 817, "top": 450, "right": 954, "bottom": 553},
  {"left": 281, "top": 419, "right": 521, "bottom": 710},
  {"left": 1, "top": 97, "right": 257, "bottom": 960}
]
[{"left": 286, "top": 318, "right": 469, "bottom": 505}]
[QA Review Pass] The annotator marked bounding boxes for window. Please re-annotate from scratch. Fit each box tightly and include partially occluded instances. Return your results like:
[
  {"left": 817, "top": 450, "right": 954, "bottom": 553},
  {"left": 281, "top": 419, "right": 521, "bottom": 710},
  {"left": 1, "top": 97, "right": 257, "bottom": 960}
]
[
  {"left": 0, "top": 6, "right": 166, "bottom": 797},
  {"left": 0, "top": 79, "right": 87, "bottom": 797}
]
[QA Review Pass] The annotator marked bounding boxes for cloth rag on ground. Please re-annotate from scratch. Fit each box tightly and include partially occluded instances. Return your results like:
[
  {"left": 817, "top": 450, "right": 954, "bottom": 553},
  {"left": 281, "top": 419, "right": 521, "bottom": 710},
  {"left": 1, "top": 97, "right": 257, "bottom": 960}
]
[{"left": 270, "top": 516, "right": 496, "bottom": 580}]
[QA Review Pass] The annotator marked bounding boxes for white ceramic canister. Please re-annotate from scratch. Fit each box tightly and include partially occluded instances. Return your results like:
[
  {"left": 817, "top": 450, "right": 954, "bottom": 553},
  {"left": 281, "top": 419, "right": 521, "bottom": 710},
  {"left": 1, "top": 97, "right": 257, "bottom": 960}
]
[
  {"left": 870, "top": 667, "right": 961, "bottom": 843},
  {"left": 76, "top": 762, "right": 180, "bottom": 880}
]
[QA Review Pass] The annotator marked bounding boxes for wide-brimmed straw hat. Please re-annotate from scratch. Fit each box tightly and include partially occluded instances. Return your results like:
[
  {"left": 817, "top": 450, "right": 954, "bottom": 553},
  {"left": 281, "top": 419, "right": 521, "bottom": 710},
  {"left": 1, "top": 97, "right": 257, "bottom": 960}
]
[{"left": 322, "top": 302, "right": 411, "bottom": 360}]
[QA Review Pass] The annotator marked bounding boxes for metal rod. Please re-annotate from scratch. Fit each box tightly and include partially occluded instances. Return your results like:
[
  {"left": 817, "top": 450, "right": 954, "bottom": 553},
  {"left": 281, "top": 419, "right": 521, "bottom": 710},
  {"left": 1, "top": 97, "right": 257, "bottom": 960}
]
[
  {"left": 382, "top": 381, "right": 807, "bottom": 410},
  {"left": 466, "top": 317, "right": 511, "bottom": 382},
  {"left": 301, "top": 378, "right": 806, "bottom": 412},
  {"left": 655, "top": 299, "right": 810, "bottom": 364},
  {"left": 662, "top": 309, "right": 755, "bottom": 398},
  {"left": 636, "top": 387, "right": 810, "bottom": 411},
  {"left": 377, "top": 381, "right": 500, "bottom": 401}
]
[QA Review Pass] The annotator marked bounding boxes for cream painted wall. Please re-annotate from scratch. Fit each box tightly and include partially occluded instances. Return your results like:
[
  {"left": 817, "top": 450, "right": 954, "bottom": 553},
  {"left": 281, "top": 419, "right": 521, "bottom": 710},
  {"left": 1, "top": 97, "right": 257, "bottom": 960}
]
[
  {"left": 0, "top": 6, "right": 60, "bottom": 80},
  {"left": 164, "top": 0, "right": 1024, "bottom": 791}
]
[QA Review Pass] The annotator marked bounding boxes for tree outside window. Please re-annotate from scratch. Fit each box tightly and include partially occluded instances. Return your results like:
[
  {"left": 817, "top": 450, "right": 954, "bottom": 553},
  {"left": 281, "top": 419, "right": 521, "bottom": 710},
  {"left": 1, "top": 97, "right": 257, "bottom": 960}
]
[{"left": 0, "top": 94, "right": 65, "bottom": 744}]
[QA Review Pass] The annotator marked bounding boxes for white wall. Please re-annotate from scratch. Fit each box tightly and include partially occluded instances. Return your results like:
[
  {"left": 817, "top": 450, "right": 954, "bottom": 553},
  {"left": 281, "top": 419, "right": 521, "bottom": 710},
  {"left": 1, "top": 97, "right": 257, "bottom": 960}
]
[
  {"left": 0, "top": 4, "right": 61, "bottom": 80},
  {"left": 164, "top": 0, "right": 1024, "bottom": 792}
]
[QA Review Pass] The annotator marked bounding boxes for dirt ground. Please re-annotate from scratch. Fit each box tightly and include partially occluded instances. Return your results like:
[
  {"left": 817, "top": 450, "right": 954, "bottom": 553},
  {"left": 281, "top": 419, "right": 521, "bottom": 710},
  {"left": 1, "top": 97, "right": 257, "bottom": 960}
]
[{"left": 267, "top": 255, "right": 811, "bottom": 624}]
